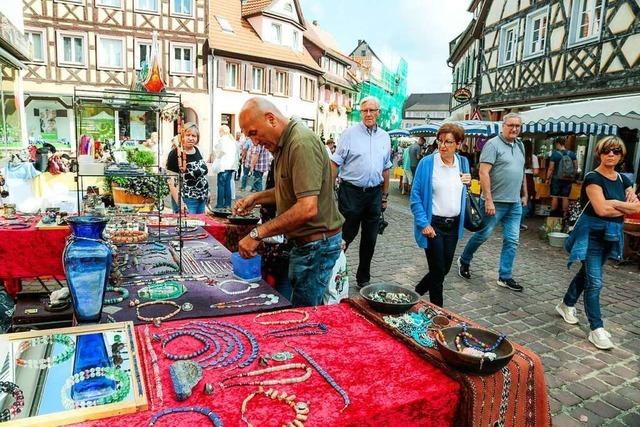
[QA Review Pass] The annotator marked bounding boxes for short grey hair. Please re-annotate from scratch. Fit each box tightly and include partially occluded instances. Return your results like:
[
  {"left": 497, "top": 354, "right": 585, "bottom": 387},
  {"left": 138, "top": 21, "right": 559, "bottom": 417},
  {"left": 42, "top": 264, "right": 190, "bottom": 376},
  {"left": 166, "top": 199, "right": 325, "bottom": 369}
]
[
  {"left": 359, "top": 96, "right": 381, "bottom": 109},
  {"left": 502, "top": 112, "right": 522, "bottom": 123}
]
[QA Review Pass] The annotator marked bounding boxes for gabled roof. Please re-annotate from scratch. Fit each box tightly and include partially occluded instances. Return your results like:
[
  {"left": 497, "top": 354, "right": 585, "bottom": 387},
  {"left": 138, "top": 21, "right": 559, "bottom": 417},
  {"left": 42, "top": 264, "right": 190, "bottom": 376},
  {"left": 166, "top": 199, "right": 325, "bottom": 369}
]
[
  {"left": 404, "top": 93, "right": 451, "bottom": 111},
  {"left": 305, "top": 22, "right": 354, "bottom": 66},
  {"left": 209, "top": 0, "right": 322, "bottom": 75},
  {"left": 241, "top": 0, "right": 306, "bottom": 29},
  {"left": 349, "top": 39, "right": 382, "bottom": 63}
]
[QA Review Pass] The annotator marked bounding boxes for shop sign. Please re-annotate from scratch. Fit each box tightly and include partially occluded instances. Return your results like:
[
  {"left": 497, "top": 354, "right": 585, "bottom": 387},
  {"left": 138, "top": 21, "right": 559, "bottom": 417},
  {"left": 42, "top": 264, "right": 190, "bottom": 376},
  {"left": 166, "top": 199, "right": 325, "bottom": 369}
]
[
  {"left": 453, "top": 87, "right": 472, "bottom": 103},
  {"left": 0, "top": 12, "right": 31, "bottom": 61}
]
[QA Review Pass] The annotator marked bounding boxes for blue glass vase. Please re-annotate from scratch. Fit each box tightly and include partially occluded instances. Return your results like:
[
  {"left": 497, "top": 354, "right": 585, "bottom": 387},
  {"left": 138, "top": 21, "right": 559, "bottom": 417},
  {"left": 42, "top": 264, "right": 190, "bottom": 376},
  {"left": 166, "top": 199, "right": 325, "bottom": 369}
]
[
  {"left": 71, "top": 333, "right": 116, "bottom": 401},
  {"left": 63, "top": 216, "right": 112, "bottom": 324}
]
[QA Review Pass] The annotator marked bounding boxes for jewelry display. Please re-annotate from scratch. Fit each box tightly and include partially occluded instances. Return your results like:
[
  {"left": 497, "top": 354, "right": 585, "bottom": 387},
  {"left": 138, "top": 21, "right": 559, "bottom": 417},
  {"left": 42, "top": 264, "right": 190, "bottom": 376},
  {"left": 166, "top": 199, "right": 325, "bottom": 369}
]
[
  {"left": 162, "top": 331, "right": 211, "bottom": 360},
  {"left": 110, "top": 229, "right": 148, "bottom": 244},
  {"left": 220, "top": 363, "right": 312, "bottom": 388},
  {"left": 169, "top": 360, "right": 202, "bottom": 401},
  {"left": 265, "top": 323, "right": 328, "bottom": 339},
  {"left": 125, "top": 274, "right": 210, "bottom": 287},
  {"left": 135, "top": 300, "right": 181, "bottom": 326},
  {"left": 370, "top": 290, "right": 413, "bottom": 304},
  {"left": 241, "top": 386, "right": 309, "bottom": 427},
  {"left": 211, "top": 293, "right": 279, "bottom": 309},
  {"left": 144, "top": 327, "right": 163, "bottom": 405},
  {"left": 453, "top": 324, "right": 504, "bottom": 362},
  {"left": 105, "top": 286, "right": 130, "bottom": 305},
  {"left": 383, "top": 312, "right": 434, "bottom": 348},
  {"left": 149, "top": 261, "right": 179, "bottom": 272},
  {"left": 111, "top": 335, "right": 125, "bottom": 369},
  {"left": 0, "top": 381, "right": 24, "bottom": 421},
  {"left": 217, "top": 279, "right": 259, "bottom": 295},
  {"left": 137, "top": 281, "right": 187, "bottom": 301},
  {"left": 149, "top": 406, "right": 223, "bottom": 427},
  {"left": 293, "top": 347, "right": 350, "bottom": 413},
  {"left": 60, "top": 366, "right": 130, "bottom": 409},
  {"left": 254, "top": 309, "right": 309, "bottom": 325},
  {"left": 16, "top": 334, "right": 75, "bottom": 368}
]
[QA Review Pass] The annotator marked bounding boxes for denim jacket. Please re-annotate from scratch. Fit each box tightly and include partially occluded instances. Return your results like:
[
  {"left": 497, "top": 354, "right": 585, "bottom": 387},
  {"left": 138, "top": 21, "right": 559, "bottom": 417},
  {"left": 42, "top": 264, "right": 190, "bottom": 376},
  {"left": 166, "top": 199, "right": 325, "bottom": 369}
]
[{"left": 565, "top": 213, "right": 624, "bottom": 268}]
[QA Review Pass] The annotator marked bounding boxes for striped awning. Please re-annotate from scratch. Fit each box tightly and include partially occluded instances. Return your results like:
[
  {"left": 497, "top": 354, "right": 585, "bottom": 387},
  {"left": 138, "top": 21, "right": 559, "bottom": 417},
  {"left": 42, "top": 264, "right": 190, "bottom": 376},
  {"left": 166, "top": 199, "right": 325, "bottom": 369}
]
[
  {"left": 408, "top": 123, "right": 442, "bottom": 136},
  {"left": 521, "top": 121, "right": 618, "bottom": 135},
  {"left": 388, "top": 129, "right": 410, "bottom": 137}
]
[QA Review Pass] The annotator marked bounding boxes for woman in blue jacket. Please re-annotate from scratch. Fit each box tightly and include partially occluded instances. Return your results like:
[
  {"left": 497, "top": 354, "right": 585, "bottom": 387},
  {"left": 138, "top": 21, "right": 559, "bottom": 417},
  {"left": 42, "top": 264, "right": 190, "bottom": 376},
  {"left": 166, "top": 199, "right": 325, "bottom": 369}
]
[{"left": 410, "top": 123, "right": 471, "bottom": 307}]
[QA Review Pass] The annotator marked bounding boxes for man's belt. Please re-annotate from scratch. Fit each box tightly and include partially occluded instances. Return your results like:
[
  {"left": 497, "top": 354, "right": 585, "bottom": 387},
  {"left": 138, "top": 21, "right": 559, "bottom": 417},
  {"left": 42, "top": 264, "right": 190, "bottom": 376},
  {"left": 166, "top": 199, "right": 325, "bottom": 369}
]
[
  {"left": 289, "top": 228, "right": 341, "bottom": 247},
  {"left": 341, "top": 181, "right": 381, "bottom": 193}
]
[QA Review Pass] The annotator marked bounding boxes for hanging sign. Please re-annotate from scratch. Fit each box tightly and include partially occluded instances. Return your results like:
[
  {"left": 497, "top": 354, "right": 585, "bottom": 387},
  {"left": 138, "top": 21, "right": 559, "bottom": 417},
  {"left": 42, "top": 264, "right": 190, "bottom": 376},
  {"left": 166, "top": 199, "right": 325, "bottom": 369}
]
[{"left": 453, "top": 87, "right": 472, "bottom": 103}]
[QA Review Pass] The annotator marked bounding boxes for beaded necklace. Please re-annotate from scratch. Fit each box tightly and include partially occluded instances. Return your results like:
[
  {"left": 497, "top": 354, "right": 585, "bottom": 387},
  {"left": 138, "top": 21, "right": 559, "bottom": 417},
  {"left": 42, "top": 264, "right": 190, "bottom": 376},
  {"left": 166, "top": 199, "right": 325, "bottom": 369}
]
[
  {"left": 217, "top": 279, "right": 259, "bottom": 295},
  {"left": 60, "top": 366, "right": 130, "bottom": 409},
  {"left": 293, "top": 347, "right": 350, "bottom": 413},
  {"left": 105, "top": 286, "right": 129, "bottom": 305},
  {"left": 241, "top": 387, "right": 309, "bottom": 427},
  {"left": 211, "top": 293, "right": 279, "bottom": 309},
  {"left": 137, "top": 281, "right": 187, "bottom": 301},
  {"left": 456, "top": 323, "right": 505, "bottom": 353},
  {"left": 16, "top": 334, "right": 75, "bottom": 369},
  {"left": 162, "top": 331, "right": 210, "bottom": 361},
  {"left": 135, "top": 300, "right": 181, "bottom": 326},
  {"left": 0, "top": 381, "right": 24, "bottom": 422},
  {"left": 265, "top": 322, "right": 328, "bottom": 339},
  {"left": 254, "top": 308, "right": 309, "bottom": 325},
  {"left": 220, "top": 363, "right": 312, "bottom": 388},
  {"left": 149, "top": 407, "right": 223, "bottom": 427},
  {"left": 143, "top": 327, "right": 163, "bottom": 405}
]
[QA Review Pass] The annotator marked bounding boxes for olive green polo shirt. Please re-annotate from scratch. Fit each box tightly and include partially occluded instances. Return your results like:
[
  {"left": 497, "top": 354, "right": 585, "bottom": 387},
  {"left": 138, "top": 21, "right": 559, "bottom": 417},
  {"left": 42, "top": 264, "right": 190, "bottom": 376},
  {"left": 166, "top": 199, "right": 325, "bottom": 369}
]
[{"left": 273, "top": 119, "right": 344, "bottom": 239}]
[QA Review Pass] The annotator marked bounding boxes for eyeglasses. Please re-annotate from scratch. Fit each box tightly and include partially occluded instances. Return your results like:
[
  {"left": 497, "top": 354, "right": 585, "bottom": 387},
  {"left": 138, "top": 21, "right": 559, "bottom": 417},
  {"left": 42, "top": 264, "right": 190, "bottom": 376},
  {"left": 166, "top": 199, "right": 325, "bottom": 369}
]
[
  {"left": 600, "top": 148, "right": 623, "bottom": 155},
  {"left": 361, "top": 109, "right": 379, "bottom": 115},
  {"left": 438, "top": 139, "right": 457, "bottom": 146},
  {"left": 504, "top": 124, "right": 521, "bottom": 129}
]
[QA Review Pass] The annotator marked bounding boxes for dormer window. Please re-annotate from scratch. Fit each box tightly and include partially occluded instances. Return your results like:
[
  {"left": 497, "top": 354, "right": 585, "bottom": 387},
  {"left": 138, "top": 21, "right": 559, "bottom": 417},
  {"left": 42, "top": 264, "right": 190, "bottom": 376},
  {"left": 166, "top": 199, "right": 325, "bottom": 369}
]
[
  {"left": 271, "top": 23, "right": 282, "bottom": 44},
  {"left": 293, "top": 30, "right": 299, "bottom": 49}
]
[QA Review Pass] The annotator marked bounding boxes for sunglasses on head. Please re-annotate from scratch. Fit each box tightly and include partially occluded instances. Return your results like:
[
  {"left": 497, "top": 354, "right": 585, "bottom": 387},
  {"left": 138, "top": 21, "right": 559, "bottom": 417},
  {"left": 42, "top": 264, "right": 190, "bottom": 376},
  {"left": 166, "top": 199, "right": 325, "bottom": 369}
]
[{"left": 600, "top": 147, "right": 623, "bottom": 155}]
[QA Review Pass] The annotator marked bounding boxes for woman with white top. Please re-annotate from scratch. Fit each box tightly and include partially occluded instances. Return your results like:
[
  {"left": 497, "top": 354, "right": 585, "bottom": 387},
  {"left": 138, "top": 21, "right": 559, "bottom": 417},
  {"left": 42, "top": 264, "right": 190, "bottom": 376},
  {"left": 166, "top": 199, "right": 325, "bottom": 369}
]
[
  {"left": 410, "top": 123, "right": 471, "bottom": 307},
  {"left": 214, "top": 125, "right": 238, "bottom": 208}
]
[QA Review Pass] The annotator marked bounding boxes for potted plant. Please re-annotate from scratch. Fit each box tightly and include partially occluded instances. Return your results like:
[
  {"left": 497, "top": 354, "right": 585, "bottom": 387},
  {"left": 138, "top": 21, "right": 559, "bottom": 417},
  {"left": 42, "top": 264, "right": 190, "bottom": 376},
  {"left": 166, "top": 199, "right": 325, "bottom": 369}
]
[{"left": 104, "top": 148, "right": 169, "bottom": 208}]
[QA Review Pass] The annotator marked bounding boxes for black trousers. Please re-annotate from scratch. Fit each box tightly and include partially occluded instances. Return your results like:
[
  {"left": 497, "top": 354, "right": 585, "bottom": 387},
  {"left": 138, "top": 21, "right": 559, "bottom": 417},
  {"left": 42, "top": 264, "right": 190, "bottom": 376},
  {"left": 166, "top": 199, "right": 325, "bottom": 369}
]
[
  {"left": 415, "top": 216, "right": 460, "bottom": 307},
  {"left": 338, "top": 183, "right": 382, "bottom": 284}
]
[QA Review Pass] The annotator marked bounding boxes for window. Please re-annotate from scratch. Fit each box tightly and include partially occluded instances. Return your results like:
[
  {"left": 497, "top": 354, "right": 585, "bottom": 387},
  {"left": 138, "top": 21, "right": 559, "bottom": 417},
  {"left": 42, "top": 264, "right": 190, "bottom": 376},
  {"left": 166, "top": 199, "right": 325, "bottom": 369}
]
[
  {"left": 216, "top": 16, "right": 234, "bottom": 33},
  {"left": 225, "top": 62, "right": 239, "bottom": 89},
  {"left": 498, "top": 21, "right": 518, "bottom": 66},
  {"left": 57, "top": 32, "right": 86, "bottom": 67},
  {"left": 274, "top": 70, "right": 287, "bottom": 95},
  {"left": 293, "top": 30, "right": 299, "bottom": 49},
  {"left": 171, "top": 0, "right": 193, "bottom": 17},
  {"left": 171, "top": 44, "right": 194, "bottom": 75},
  {"left": 97, "top": 36, "right": 124, "bottom": 69},
  {"left": 300, "top": 76, "right": 315, "bottom": 101},
  {"left": 569, "top": 0, "right": 604, "bottom": 46},
  {"left": 284, "top": 2, "right": 293, "bottom": 13},
  {"left": 271, "top": 23, "right": 282, "bottom": 44},
  {"left": 524, "top": 7, "right": 548, "bottom": 58},
  {"left": 135, "top": 40, "right": 154, "bottom": 69},
  {"left": 251, "top": 66, "right": 265, "bottom": 92},
  {"left": 26, "top": 30, "right": 45, "bottom": 63},
  {"left": 135, "top": 0, "right": 159, "bottom": 13},
  {"left": 97, "top": 0, "right": 121, "bottom": 8}
]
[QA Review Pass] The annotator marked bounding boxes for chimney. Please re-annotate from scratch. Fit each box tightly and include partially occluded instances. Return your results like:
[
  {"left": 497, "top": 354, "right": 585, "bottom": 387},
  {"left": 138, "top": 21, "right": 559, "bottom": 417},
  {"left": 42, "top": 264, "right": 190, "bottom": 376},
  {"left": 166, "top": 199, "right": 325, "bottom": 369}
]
[{"left": 313, "top": 20, "right": 318, "bottom": 26}]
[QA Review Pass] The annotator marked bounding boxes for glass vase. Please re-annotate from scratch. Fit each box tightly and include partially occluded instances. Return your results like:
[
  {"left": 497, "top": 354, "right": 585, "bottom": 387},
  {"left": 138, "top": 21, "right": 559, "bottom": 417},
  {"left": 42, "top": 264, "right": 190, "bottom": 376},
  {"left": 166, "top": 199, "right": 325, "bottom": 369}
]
[
  {"left": 71, "top": 333, "right": 116, "bottom": 401},
  {"left": 63, "top": 216, "right": 112, "bottom": 324}
]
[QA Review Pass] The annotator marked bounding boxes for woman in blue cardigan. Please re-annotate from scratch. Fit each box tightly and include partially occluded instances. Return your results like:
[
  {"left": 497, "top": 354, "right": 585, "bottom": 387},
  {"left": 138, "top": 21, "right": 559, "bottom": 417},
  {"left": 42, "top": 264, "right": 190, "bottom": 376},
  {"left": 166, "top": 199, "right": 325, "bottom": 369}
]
[{"left": 410, "top": 123, "right": 471, "bottom": 307}]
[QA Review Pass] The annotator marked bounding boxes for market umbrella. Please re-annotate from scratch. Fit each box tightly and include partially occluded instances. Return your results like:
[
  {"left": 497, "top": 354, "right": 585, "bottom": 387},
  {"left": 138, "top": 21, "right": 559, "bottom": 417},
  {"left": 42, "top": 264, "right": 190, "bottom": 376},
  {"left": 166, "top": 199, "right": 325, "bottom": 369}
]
[
  {"left": 388, "top": 129, "right": 410, "bottom": 137},
  {"left": 408, "top": 123, "right": 443, "bottom": 136}
]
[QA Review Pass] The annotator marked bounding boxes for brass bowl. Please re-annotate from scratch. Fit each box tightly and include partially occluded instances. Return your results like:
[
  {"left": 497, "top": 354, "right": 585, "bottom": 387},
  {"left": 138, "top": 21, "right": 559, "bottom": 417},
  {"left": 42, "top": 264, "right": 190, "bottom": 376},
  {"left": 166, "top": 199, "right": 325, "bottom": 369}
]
[{"left": 436, "top": 326, "right": 514, "bottom": 375}]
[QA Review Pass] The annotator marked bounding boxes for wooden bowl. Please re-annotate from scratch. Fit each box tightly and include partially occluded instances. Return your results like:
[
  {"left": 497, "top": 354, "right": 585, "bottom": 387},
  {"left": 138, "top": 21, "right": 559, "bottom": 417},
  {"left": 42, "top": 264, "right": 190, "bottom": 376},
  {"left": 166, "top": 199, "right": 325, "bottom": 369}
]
[
  {"left": 360, "top": 283, "right": 420, "bottom": 314},
  {"left": 436, "top": 326, "right": 514, "bottom": 375}
]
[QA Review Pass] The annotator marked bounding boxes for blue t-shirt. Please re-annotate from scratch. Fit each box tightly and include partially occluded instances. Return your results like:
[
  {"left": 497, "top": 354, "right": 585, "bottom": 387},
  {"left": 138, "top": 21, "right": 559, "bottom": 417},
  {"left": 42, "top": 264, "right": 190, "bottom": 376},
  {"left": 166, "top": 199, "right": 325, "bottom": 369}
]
[
  {"left": 581, "top": 171, "right": 633, "bottom": 223},
  {"left": 550, "top": 149, "right": 577, "bottom": 179}
]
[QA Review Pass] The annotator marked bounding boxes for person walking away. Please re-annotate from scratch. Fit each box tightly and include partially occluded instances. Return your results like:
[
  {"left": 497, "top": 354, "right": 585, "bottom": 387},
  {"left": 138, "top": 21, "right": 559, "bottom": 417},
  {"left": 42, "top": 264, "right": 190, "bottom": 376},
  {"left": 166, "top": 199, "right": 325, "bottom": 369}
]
[
  {"left": 214, "top": 125, "right": 237, "bottom": 208},
  {"left": 457, "top": 113, "right": 527, "bottom": 291},
  {"left": 547, "top": 137, "right": 578, "bottom": 217},
  {"left": 234, "top": 98, "right": 343, "bottom": 307},
  {"left": 402, "top": 144, "right": 412, "bottom": 195},
  {"left": 556, "top": 136, "right": 640, "bottom": 349},
  {"left": 250, "top": 142, "right": 272, "bottom": 192},
  {"left": 331, "top": 96, "right": 392, "bottom": 289},
  {"left": 410, "top": 123, "right": 471, "bottom": 306},
  {"left": 240, "top": 138, "right": 254, "bottom": 191},
  {"left": 521, "top": 139, "right": 539, "bottom": 230},
  {"left": 409, "top": 137, "right": 425, "bottom": 177}
]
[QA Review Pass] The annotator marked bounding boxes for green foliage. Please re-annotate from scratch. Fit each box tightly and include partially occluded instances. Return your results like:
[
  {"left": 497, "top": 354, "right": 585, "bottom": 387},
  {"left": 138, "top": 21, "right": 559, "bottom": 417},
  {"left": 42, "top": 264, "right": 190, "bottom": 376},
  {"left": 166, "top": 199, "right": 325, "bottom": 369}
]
[{"left": 105, "top": 147, "right": 168, "bottom": 199}]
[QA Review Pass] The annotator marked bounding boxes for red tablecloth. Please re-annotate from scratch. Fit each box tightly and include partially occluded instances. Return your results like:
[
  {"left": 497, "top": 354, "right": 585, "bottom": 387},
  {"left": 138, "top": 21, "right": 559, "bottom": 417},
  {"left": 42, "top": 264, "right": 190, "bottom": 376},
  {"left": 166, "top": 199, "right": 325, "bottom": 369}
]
[
  {"left": 0, "top": 218, "right": 69, "bottom": 296},
  {"left": 82, "top": 304, "right": 461, "bottom": 427}
]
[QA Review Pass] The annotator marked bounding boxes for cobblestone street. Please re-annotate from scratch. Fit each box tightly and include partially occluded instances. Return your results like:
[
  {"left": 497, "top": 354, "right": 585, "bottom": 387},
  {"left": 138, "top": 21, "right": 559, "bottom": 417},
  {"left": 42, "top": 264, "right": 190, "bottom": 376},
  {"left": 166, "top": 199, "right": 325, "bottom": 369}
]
[{"left": 345, "top": 180, "right": 640, "bottom": 427}]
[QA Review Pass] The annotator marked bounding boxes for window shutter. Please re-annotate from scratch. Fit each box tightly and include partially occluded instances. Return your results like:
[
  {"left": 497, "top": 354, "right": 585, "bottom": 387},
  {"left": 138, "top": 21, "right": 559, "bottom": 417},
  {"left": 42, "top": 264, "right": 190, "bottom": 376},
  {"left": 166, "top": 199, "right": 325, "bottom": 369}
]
[
  {"left": 217, "top": 59, "right": 225, "bottom": 88},
  {"left": 286, "top": 72, "right": 292, "bottom": 97},
  {"left": 268, "top": 68, "right": 274, "bottom": 94},
  {"left": 299, "top": 75, "right": 304, "bottom": 99},
  {"left": 244, "top": 63, "right": 250, "bottom": 91}
]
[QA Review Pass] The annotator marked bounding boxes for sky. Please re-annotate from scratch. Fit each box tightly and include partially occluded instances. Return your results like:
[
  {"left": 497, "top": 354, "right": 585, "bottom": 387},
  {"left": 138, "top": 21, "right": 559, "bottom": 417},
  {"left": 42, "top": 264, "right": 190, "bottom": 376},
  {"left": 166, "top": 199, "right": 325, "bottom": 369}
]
[{"left": 299, "top": 0, "right": 473, "bottom": 95}]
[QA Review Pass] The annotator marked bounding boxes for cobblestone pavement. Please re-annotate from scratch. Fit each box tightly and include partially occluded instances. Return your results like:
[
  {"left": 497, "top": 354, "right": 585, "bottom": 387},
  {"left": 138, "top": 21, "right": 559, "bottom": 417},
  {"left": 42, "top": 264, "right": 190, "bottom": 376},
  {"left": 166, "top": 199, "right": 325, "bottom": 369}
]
[{"left": 345, "top": 181, "right": 640, "bottom": 427}]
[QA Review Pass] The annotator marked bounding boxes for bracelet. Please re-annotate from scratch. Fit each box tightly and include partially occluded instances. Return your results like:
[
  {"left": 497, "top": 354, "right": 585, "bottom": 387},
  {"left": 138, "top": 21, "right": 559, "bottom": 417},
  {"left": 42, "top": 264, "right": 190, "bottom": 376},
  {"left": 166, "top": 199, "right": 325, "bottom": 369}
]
[
  {"left": 135, "top": 300, "right": 181, "bottom": 326},
  {"left": 60, "top": 366, "right": 130, "bottom": 409},
  {"left": 162, "top": 331, "right": 211, "bottom": 360},
  {"left": 149, "top": 407, "right": 223, "bottom": 426},
  {"left": 105, "top": 286, "right": 129, "bottom": 305},
  {"left": 241, "top": 386, "right": 309, "bottom": 427},
  {"left": 16, "top": 334, "right": 75, "bottom": 369},
  {"left": 254, "top": 309, "right": 309, "bottom": 325},
  {"left": 0, "top": 381, "right": 24, "bottom": 421},
  {"left": 217, "top": 279, "right": 259, "bottom": 295}
]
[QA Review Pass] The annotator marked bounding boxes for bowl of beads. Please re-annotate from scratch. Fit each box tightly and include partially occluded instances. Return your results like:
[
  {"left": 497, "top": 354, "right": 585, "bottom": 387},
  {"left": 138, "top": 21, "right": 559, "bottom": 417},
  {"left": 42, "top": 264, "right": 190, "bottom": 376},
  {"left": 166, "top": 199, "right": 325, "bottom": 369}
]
[
  {"left": 360, "top": 283, "right": 420, "bottom": 314},
  {"left": 435, "top": 324, "right": 514, "bottom": 375}
]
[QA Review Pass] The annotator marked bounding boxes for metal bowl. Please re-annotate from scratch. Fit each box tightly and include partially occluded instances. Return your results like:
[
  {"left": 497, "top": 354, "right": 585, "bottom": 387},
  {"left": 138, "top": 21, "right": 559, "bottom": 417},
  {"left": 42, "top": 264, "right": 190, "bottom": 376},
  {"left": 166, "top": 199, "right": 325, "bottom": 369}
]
[
  {"left": 210, "top": 208, "right": 232, "bottom": 218},
  {"left": 359, "top": 283, "right": 420, "bottom": 314},
  {"left": 228, "top": 215, "right": 260, "bottom": 225},
  {"left": 436, "top": 326, "right": 514, "bottom": 375}
]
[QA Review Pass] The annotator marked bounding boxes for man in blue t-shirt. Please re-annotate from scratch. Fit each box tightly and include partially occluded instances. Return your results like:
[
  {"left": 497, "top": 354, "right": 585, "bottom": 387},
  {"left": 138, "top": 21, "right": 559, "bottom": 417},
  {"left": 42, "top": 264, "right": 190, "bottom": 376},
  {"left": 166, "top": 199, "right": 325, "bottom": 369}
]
[{"left": 546, "top": 138, "right": 577, "bottom": 216}]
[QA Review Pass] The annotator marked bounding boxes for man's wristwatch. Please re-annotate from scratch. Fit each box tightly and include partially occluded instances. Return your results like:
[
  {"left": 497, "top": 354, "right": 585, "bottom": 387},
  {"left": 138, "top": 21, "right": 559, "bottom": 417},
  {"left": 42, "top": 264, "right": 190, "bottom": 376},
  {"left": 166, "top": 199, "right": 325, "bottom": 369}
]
[{"left": 249, "top": 227, "right": 262, "bottom": 241}]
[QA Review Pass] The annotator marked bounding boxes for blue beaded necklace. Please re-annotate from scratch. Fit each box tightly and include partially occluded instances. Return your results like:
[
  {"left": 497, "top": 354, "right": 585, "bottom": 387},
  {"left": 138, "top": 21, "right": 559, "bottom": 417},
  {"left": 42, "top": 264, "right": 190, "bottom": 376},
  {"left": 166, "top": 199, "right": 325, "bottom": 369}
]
[{"left": 149, "top": 407, "right": 223, "bottom": 426}]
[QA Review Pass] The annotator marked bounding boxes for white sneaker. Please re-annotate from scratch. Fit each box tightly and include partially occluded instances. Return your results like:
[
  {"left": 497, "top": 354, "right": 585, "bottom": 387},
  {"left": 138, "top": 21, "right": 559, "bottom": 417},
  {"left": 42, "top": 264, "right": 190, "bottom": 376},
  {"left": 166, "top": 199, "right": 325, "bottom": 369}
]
[
  {"left": 588, "top": 328, "right": 614, "bottom": 350},
  {"left": 555, "top": 302, "right": 579, "bottom": 324}
]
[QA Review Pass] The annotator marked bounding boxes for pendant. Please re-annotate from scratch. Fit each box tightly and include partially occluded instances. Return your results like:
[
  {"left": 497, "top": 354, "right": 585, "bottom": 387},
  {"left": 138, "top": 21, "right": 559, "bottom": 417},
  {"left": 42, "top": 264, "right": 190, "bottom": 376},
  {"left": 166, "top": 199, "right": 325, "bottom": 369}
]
[
  {"left": 169, "top": 360, "right": 202, "bottom": 401},
  {"left": 138, "top": 281, "right": 187, "bottom": 301}
]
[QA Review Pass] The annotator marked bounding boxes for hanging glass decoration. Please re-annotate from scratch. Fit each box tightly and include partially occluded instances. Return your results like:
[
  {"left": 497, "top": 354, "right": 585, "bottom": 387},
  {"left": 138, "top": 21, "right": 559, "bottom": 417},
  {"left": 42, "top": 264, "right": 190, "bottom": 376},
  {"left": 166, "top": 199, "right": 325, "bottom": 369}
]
[{"left": 142, "top": 30, "right": 166, "bottom": 93}]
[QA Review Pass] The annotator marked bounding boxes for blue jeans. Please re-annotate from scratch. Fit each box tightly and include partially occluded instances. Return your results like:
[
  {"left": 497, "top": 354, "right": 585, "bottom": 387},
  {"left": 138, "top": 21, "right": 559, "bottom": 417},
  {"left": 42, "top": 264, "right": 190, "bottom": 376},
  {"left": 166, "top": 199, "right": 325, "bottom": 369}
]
[
  {"left": 563, "top": 233, "right": 612, "bottom": 330},
  {"left": 216, "top": 170, "right": 233, "bottom": 208},
  {"left": 171, "top": 197, "right": 206, "bottom": 214},
  {"left": 460, "top": 200, "right": 522, "bottom": 279},
  {"left": 240, "top": 165, "right": 251, "bottom": 190},
  {"left": 288, "top": 233, "right": 342, "bottom": 307},
  {"left": 251, "top": 170, "right": 264, "bottom": 192}
]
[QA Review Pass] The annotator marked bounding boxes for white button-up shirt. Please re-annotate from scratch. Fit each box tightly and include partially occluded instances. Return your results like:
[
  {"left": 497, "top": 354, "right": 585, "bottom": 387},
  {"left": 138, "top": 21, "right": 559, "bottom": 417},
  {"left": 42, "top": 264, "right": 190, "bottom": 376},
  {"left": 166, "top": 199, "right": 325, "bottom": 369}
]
[{"left": 431, "top": 153, "right": 463, "bottom": 217}]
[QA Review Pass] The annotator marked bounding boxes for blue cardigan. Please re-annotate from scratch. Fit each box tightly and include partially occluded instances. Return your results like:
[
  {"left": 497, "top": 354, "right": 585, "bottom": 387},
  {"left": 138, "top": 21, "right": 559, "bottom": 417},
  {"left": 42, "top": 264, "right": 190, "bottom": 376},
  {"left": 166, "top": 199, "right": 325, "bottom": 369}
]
[{"left": 410, "top": 153, "right": 470, "bottom": 248}]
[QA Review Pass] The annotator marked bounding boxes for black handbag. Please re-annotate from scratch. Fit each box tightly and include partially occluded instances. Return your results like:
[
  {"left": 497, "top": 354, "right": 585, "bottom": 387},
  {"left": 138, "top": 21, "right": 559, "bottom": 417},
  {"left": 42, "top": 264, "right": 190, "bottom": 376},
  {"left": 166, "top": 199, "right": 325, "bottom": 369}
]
[{"left": 464, "top": 189, "right": 485, "bottom": 232}]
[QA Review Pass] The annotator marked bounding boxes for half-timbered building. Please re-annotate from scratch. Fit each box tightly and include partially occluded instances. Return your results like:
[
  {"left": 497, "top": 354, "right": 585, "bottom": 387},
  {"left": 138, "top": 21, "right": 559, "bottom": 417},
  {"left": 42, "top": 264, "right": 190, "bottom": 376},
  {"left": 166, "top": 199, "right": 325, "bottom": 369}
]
[{"left": 22, "top": 0, "right": 210, "bottom": 153}]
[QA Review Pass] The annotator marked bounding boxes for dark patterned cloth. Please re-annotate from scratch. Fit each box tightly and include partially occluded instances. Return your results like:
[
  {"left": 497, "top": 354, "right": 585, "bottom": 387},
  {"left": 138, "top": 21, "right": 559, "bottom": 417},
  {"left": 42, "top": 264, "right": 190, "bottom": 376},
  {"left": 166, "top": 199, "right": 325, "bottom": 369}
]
[
  {"left": 0, "top": 289, "right": 14, "bottom": 333},
  {"left": 166, "top": 147, "right": 209, "bottom": 200}
]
